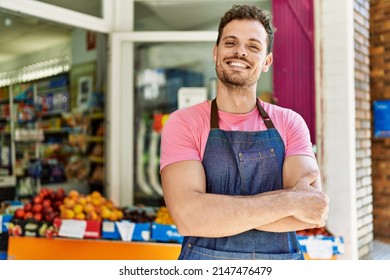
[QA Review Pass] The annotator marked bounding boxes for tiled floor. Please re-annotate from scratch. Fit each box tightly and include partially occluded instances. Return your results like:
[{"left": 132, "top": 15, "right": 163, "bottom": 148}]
[{"left": 362, "top": 239, "right": 390, "bottom": 260}]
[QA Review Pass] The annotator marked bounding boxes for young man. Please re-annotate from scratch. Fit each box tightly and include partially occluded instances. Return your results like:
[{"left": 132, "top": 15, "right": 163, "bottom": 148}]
[{"left": 160, "top": 5, "right": 329, "bottom": 260}]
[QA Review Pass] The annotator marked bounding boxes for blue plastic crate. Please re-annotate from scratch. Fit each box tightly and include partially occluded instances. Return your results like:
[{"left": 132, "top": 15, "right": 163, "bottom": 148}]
[
  {"left": 151, "top": 222, "right": 183, "bottom": 243},
  {"left": 101, "top": 221, "right": 151, "bottom": 241},
  {"left": 0, "top": 214, "right": 13, "bottom": 234},
  {"left": 297, "top": 235, "right": 345, "bottom": 255}
]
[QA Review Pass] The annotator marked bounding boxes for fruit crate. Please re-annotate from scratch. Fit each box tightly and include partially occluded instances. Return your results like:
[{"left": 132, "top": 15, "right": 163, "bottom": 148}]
[
  {"left": 101, "top": 220, "right": 151, "bottom": 241},
  {"left": 57, "top": 219, "right": 101, "bottom": 239},
  {"left": 151, "top": 222, "right": 183, "bottom": 243},
  {"left": 296, "top": 227, "right": 344, "bottom": 260}
]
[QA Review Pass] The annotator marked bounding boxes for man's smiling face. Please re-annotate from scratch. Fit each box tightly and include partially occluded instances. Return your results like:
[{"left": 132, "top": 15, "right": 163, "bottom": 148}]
[{"left": 214, "top": 19, "right": 272, "bottom": 91}]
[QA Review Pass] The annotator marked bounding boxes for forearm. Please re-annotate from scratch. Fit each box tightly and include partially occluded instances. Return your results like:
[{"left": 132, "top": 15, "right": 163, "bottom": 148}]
[
  {"left": 166, "top": 187, "right": 294, "bottom": 238},
  {"left": 162, "top": 160, "right": 328, "bottom": 238},
  {"left": 255, "top": 216, "right": 315, "bottom": 232}
]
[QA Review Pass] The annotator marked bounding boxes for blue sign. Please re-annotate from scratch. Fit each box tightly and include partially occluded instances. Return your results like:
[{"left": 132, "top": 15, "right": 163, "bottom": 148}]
[{"left": 373, "top": 100, "right": 390, "bottom": 138}]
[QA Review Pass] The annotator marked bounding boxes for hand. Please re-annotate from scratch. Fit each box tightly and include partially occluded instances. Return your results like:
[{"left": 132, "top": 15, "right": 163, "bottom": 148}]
[{"left": 289, "top": 171, "right": 329, "bottom": 227}]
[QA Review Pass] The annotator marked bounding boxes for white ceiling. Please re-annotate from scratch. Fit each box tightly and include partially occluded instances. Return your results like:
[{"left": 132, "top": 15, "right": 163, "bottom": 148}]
[
  {"left": 0, "top": 0, "right": 270, "bottom": 66},
  {"left": 0, "top": 10, "right": 72, "bottom": 64}
]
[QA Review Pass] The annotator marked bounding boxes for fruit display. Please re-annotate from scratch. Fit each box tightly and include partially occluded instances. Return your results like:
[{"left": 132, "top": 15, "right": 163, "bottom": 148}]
[
  {"left": 154, "top": 206, "right": 175, "bottom": 225},
  {"left": 60, "top": 190, "right": 124, "bottom": 221},
  {"left": 296, "top": 227, "right": 333, "bottom": 237},
  {"left": 122, "top": 207, "right": 156, "bottom": 223},
  {"left": 14, "top": 187, "right": 65, "bottom": 223}
]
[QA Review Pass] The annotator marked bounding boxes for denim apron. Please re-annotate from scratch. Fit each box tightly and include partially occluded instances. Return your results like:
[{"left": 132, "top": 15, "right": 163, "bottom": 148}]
[{"left": 178, "top": 98, "right": 304, "bottom": 260}]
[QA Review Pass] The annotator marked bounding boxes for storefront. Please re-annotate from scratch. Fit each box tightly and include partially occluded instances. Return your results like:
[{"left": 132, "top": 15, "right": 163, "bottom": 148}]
[{"left": 0, "top": 0, "right": 374, "bottom": 260}]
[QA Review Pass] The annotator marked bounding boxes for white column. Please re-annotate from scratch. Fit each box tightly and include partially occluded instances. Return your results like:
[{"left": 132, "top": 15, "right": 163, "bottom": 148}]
[
  {"left": 315, "top": 0, "right": 358, "bottom": 259},
  {"left": 106, "top": 0, "right": 134, "bottom": 206}
]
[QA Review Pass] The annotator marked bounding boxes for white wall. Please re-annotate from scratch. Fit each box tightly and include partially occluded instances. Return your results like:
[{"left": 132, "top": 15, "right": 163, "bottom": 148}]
[{"left": 315, "top": 0, "right": 358, "bottom": 259}]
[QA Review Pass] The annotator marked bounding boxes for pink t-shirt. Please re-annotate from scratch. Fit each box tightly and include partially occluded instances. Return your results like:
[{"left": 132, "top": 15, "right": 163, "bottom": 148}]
[{"left": 160, "top": 99, "right": 314, "bottom": 171}]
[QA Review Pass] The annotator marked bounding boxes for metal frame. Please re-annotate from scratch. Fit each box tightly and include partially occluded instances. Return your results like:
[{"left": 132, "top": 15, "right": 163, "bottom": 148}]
[{"left": 0, "top": 0, "right": 113, "bottom": 33}]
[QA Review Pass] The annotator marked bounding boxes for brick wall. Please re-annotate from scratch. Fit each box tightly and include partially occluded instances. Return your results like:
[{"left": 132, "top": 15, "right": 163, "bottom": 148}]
[
  {"left": 370, "top": 0, "right": 390, "bottom": 242},
  {"left": 355, "top": 0, "right": 373, "bottom": 258}
]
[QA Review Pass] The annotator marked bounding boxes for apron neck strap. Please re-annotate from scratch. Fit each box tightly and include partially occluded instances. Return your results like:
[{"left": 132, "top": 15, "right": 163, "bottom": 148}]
[
  {"left": 210, "top": 98, "right": 275, "bottom": 129},
  {"left": 256, "top": 98, "right": 275, "bottom": 129},
  {"left": 210, "top": 98, "right": 219, "bottom": 129}
]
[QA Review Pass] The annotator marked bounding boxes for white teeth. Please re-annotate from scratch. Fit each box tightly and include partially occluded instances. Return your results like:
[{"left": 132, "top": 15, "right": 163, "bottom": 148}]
[{"left": 229, "top": 62, "right": 247, "bottom": 68}]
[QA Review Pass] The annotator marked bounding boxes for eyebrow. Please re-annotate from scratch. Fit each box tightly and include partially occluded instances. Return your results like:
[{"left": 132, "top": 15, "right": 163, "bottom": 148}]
[{"left": 222, "top": 35, "right": 263, "bottom": 45}]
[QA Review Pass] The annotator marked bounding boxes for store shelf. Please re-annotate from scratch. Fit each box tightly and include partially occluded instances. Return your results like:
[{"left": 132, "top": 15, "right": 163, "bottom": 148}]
[
  {"left": 90, "top": 112, "right": 104, "bottom": 120},
  {"left": 87, "top": 136, "right": 104, "bottom": 142},
  {"left": 89, "top": 156, "right": 104, "bottom": 164},
  {"left": 7, "top": 236, "right": 181, "bottom": 260},
  {"left": 42, "top": 128, "right": 70, "bottom": 134},
  {"left": 0, "top": 176, "right": 16, "bottom": 187}
]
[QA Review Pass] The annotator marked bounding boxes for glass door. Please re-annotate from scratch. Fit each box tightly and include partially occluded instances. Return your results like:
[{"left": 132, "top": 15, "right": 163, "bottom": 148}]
[{"left": 133, "top": 41, "right": 215, "bottom": 206}]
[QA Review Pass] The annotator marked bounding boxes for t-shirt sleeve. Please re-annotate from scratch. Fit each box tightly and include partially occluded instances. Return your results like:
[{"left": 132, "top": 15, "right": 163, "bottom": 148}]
[
  {"left": 284, "top": 110, "right": 315, "bottom": 158},
  {"left": 159, "top": 111, "right": 202, "bottom": 171}
]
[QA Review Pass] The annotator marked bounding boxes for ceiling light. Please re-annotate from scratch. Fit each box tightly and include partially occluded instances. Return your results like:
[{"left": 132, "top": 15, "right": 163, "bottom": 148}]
[{"left": 4, "top": 17, "right": 12, "bottom": 27}]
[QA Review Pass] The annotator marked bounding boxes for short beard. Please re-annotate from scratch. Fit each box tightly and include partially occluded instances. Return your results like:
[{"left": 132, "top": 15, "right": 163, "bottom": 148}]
[{"left": 215, "top": 63, "right": 258, "bottom": 92}]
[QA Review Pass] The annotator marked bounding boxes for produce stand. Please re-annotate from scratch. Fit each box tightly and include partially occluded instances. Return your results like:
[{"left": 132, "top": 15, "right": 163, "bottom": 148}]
[{"left": 7, "top": 236, "right": 181, "bottom": 260}]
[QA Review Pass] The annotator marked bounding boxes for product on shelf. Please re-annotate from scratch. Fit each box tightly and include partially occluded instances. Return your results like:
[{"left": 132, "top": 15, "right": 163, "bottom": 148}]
[
  {"left": 16, "top": 187, "right": 65, "bottom": 223},
  {"left": 154, "top": 206, "right": 175, "bottom": 225},
  {"left": 296, "top": 227, "right": 345, "bottom": 259},
  {"left": 60, "top": 190, "right": 123, "bottom": 222},
  {"left": 64, "top": 156, "right": 89, "bottom": 181},
  {"left": 296, "top": 227, "right": 332, "bottom": 237},
  {"left": 122, "top": 207, "right": 156, "bottom": 223}
]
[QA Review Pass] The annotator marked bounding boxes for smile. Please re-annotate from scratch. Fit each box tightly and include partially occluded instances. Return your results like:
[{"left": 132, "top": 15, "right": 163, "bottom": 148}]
[{"left": 227, "top": 61, "right": 250, "bottom": 69}]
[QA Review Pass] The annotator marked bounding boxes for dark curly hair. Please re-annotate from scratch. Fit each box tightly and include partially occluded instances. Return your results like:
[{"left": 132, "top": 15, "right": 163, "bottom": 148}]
[{"left": 216, "top": 5, "right": 275, "bottom": 54}]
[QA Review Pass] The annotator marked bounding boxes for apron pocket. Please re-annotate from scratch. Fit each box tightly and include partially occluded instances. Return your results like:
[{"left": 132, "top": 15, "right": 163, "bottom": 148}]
[{"left": 181, "top": 243, "right": 303, "bottom": 260}]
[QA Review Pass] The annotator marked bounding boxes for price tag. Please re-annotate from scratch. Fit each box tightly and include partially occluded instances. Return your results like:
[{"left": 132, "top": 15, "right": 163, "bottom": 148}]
[
  {"left": 306, "top": 238, "right": 333, "bottom": 259},
  {"left": 116, "top": 221, "right": 135, "bottom": 241},
  {"left": 58, "top": 219, "right": 87, "bottom": 239}
]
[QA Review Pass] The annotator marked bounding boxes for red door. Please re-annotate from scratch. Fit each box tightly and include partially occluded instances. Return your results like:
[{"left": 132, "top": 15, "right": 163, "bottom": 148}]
[{"left": 272, "top": 0, "right": 316, "bottom": 144}]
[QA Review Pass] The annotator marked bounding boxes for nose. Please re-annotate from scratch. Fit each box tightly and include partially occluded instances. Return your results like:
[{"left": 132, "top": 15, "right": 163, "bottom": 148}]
[{"left": 234, "top": 44, "right": 248, "bottom": 57}]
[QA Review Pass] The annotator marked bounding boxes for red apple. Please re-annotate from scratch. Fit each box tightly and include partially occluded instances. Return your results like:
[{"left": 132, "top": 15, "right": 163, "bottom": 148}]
[
  {"left": 43, "top": 206, "right": 54, "bottom": 215},
  {"left": 53, "top": 200, "right": 62, "bottom": 210},
  {"left": 32, "top": 203, "right": 43, "bottom": 213},
  {"left": 55, "top": 191, "right": 65, "bottom": 202},
  {"left": 45, "top": 212, "right": 58, "bottom": 222},
  {"left": 24, "top": 202, "right": 32, "bottom": 212},
  {"left": 14, "top": 209, "right": 25, "bottom": 219},
  {"left": 33, "top": 195, "right": 43, "bottom": 205},
  {"left": 50, "top": 191, "right": 56, "bottom": 201},
  {"left": 34, "top": 213, "right": 43, "bottom": 222},
  {"left": 39, "top": 188, "right": 49, "bottom": 198},
  {"left": 42, "top": 199, "right": 51, "bottom": 208},
  {"left": 53, "top": 217, "right": 62, "bottom": 229},
  {"left": 9, "top": 224, "right": 22, "bottom": 236},
  {"left": 45, "top": 227, "right": 55, "bottom": 239},
  {"left": 24, "top": 211, "right": 34, "bottom": 220}
]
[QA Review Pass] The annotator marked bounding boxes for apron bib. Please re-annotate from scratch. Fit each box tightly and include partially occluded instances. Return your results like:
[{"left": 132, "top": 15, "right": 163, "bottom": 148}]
[{"left": 178, "top": 98, "right": 303, "bottom": 260}]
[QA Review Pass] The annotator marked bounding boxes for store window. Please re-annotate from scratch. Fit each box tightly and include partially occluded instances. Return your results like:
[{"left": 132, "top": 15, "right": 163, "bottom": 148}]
[
  {"left": 0, "top": 7, "right": 108, "bottom": 201},
  {"left": 134, "top": 0, "right": 269, "bottom": 31},
  {"left": 133, "top": 41, "right": 215, "bottom": 206}
]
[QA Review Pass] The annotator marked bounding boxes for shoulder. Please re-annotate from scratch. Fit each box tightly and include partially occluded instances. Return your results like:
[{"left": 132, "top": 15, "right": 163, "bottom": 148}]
[
  {"left": 258, "top": 99, "right": 304, "bottom": 127},
  {"left": 165, "top": 101, "right": 210, "bottom": 130},
  {"left": 259, "top": 99, "right": 314, "bottom": 157}
]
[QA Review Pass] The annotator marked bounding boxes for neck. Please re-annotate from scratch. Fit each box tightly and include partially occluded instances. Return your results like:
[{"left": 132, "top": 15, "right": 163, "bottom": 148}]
[{"left": 215, "top": 83, "right": 258, "bottom": 114}]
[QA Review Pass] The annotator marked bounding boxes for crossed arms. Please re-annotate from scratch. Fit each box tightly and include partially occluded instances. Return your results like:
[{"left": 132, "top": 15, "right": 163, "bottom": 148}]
[{"left": 161, "top": 155, "right": 329, "bottom": 238}]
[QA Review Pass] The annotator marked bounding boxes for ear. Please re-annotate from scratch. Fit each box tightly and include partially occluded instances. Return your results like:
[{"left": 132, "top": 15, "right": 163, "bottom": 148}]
[
  {"left": 262, "top": 53, "right": 273, "bottom": 72},
  {"left": 213, "top": 45, "right": 217, "bottom": 63}
]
